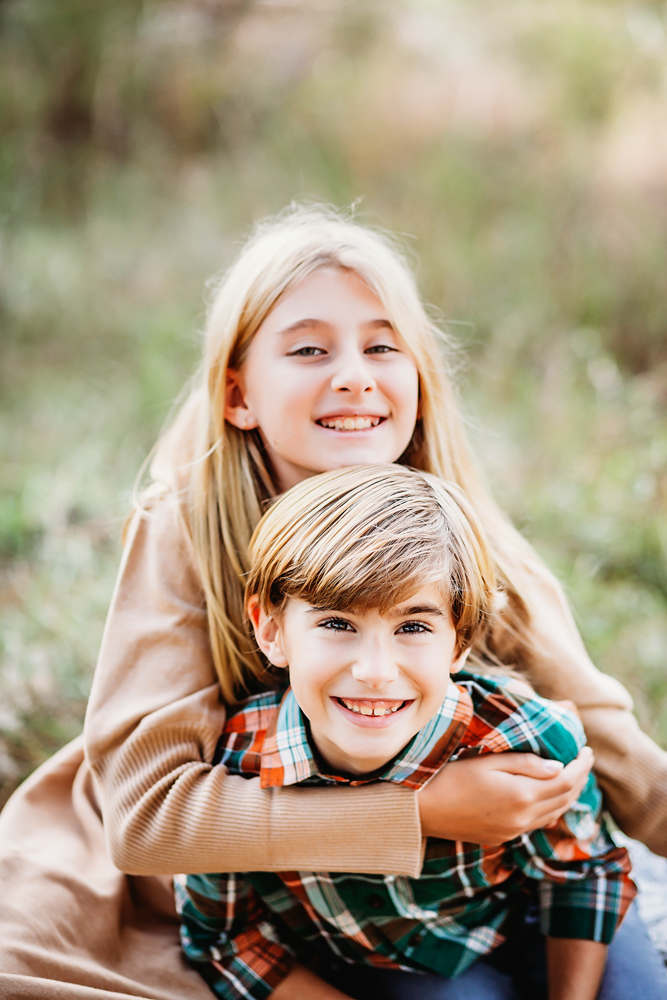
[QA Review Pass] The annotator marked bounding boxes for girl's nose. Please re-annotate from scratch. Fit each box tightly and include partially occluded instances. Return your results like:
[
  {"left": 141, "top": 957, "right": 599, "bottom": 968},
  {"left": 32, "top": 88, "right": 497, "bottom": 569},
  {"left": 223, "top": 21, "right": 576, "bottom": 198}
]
[{"left": 330, "top": 352, "right": 376, "bottom": 395}]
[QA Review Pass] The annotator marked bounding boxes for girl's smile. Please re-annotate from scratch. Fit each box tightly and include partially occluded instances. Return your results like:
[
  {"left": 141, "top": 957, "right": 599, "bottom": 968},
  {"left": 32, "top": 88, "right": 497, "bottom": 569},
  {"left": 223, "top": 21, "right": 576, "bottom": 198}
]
[
  {"left": 224, "top": 267, "right": 420, "bottom": 490},
  {"left": 316, "top": 413, "right": 384, "bottom": 432}
]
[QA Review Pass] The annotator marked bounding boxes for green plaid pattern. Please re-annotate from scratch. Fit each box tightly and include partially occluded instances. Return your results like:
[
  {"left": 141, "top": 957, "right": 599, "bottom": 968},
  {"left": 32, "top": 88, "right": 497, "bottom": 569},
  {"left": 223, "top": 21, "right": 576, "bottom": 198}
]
[{"left": 176, "top": 671, "right": 635, "bottom": 998}]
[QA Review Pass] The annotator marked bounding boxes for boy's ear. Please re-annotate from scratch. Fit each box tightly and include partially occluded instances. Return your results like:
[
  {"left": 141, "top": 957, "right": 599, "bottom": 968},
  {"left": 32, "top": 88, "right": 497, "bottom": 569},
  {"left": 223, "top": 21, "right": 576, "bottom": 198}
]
[
  {"left": 450, "top": 645, "right": 471, "bottom": 674},
  {"left": 247, "top": 594, "right": 288, "bottom": 668},
  {"left": 224, "top": 370, "right": 259, "bottom": 431}
]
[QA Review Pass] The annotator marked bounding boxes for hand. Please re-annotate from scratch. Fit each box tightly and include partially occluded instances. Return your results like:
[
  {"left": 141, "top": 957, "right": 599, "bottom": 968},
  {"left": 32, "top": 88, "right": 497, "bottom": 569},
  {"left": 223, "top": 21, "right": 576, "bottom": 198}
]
[
  {"left": 418, "top": 747, "right": 593, "bottom": 844},
  {"left": 271, "top": 963, "right": 351, "bottom": 999}
]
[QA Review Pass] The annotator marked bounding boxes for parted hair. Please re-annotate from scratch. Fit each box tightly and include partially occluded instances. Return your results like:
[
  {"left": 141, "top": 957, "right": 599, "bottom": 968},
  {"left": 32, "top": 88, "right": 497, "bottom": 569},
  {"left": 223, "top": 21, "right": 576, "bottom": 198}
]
[
  {"left": 148, "top": 203, "right": 546, "bottom": 704},
  {"left": 246, "top": 465, "right": 500, "bottom": 656}
]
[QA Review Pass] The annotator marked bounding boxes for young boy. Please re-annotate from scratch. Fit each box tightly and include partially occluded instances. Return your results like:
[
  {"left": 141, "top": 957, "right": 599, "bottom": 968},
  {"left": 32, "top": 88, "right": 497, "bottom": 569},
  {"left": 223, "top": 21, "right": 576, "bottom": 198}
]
[{"left": 176, "top": 465, "right": 636, "bottom": 1000}]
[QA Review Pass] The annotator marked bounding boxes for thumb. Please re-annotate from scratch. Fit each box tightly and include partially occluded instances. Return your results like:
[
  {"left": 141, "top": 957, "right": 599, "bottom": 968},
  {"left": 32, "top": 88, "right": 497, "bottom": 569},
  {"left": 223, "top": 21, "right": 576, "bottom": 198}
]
[
  {"left": 485, "top": 752, "right": 566, "bottom": 779},
  {"left": 486, "top": 745, "right": 594, "bottom": 780}
]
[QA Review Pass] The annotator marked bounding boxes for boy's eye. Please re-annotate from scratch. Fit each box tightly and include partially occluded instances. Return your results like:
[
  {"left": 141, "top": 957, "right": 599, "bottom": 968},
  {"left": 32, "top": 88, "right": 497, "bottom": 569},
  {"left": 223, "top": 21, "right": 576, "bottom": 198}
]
[
  {"left": 288, "top": 346, "right": 326, "bottom": 357},
  {"left": 365, "top": 344, "right": 398, "bottom": 354},
  {"left": 319, "top": 617, "right": 355, "bottom": 632},
  {"left": 396, "top": 620, "right": 431, "bottom": 634}
]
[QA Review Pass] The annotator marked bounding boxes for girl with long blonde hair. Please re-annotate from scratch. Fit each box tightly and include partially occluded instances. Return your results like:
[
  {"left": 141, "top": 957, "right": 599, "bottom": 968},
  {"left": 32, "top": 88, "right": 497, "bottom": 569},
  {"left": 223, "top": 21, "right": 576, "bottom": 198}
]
[{"left": 1, "top": 205, "right": 665, "bottom": 1000}]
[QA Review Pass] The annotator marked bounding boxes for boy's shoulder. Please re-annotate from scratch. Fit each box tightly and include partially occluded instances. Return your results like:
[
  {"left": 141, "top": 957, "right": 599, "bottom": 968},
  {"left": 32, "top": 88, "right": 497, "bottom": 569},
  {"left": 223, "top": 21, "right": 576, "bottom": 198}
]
[
  {"left": 224, "top": 687, "right": 286, "bottom": 734},
  {"left": 213, "top": 687, "right": 287, "bottom": 774},
  {"left": 453, "top": 669, "right": 586, "bottom": 766}
]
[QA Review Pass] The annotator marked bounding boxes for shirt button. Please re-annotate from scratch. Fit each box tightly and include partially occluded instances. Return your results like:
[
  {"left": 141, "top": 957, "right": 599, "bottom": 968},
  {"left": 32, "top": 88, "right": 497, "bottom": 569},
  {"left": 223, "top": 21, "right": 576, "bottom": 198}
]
[
  {"left": 367, "top": 893, "right": 384, "bottom": 910},
  {"left": 412, "top": 933, "right": 424, "bottom": 946}
]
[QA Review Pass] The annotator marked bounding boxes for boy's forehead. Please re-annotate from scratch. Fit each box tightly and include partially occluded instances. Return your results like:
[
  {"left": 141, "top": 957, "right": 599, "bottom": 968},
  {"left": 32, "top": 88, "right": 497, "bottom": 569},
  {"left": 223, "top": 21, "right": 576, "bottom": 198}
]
[{"left": 290, "top": 583, "right": 451, "bottom": 620}]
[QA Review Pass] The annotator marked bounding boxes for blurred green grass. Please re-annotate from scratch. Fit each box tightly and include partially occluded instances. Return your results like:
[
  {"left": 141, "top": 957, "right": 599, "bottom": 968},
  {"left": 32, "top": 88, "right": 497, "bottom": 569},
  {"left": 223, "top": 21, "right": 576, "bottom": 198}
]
[{"left": 1, "top": 0, "right": 666, "bottom": 807}]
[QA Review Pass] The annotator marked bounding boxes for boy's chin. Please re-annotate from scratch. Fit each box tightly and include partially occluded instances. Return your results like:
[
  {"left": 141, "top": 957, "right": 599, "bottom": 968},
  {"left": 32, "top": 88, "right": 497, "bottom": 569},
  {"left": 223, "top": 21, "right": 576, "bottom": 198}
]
[{"left": 334, "top": 731, "right": 416, "bottom": 776}]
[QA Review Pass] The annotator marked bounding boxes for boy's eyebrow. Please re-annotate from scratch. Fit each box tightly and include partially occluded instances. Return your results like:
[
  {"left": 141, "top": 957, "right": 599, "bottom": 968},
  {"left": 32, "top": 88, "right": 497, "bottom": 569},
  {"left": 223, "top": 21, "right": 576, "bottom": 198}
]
[
  {"left": 305, "top": 603, "right": 446, "bottom": 617},
  {"left": 389, "top": 603, "right": 446, "bottom": 618}
]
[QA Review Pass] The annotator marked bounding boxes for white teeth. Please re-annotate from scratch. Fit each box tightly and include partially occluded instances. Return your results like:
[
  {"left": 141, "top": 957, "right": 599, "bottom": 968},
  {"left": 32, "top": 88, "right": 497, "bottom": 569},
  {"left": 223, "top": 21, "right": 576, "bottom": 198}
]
[
  {"left": 339, "top": 699, "right": 404, "bottom": 717},
  {"left": 319, "top": 417, "right": 381, "bottom": 431}
]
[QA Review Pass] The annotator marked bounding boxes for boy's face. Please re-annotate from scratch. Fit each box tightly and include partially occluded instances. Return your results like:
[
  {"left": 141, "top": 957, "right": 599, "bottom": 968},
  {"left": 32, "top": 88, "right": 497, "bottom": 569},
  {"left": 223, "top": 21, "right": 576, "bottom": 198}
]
[{"left": 251, "top": 584, "right": 463, "bottom": 776}]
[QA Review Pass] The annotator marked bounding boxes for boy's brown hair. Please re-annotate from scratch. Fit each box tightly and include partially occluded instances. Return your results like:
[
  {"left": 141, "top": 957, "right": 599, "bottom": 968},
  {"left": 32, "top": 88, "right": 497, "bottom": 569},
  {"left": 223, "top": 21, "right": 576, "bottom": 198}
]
[{"left": 245, "top": 465, "right": 502, "bottom": 655}]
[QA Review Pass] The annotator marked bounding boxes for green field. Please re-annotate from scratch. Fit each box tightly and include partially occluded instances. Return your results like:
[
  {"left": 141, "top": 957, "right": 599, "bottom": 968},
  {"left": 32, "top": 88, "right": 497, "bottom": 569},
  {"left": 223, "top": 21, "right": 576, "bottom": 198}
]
[{"left": 1, "top": 0, "right": 666, "bottom": 807}]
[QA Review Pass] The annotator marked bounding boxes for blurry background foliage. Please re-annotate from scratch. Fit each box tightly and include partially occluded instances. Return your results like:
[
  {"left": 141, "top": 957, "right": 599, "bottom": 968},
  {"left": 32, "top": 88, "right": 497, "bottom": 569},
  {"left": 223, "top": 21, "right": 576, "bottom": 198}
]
[{"left": 1, "top": 0, "right": 667, "bottom": 807}]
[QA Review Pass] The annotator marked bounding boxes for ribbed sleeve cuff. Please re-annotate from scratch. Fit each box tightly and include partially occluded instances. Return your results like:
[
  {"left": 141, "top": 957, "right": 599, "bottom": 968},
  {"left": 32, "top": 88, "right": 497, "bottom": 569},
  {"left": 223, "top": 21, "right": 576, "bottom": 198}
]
[{"left": 268, "top": 780, "right": 423, "bottom": 876}]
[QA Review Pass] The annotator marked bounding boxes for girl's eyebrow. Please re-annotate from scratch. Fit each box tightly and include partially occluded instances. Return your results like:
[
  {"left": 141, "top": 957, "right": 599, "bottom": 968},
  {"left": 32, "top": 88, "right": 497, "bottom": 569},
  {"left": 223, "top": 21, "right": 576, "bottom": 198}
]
[
  {"left": 277, "top": 317, "right": 395, "bottom": 335},
  {"left": 366, "top": 318, "right": 395, "bottom": 331},
  {"left": 278, "top": 319, "right": 329, "bottom": 335}
]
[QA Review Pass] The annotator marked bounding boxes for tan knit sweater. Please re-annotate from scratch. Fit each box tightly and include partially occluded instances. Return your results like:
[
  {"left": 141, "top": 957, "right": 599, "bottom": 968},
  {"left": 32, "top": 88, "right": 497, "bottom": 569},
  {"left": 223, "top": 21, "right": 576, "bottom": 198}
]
[{"left": 84, "top": 493, "right": 667, "bottom": 878}]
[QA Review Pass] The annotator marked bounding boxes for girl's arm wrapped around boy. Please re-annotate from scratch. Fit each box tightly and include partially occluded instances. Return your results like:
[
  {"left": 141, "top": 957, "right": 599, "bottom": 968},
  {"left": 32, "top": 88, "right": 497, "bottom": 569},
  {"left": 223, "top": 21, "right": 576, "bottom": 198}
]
[{"left": 84, "top": 494, "right": 421, "bottom": 876}]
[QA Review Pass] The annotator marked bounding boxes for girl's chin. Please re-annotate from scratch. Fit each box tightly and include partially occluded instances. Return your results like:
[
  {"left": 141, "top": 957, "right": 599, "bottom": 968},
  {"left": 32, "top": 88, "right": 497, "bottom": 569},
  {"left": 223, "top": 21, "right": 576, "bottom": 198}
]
[{"left": 312, "top": 445, "right": 404, "bottom": 470}]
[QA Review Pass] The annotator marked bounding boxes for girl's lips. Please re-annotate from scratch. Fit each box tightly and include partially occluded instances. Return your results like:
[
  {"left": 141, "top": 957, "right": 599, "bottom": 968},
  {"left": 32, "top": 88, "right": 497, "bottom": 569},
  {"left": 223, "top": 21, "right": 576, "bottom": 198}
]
[
  {"left": 316, "top": 416, "right": 387, "bottom": 432},
  {"left": 331, "top": 696, "right": 414, "bottom": 729}
]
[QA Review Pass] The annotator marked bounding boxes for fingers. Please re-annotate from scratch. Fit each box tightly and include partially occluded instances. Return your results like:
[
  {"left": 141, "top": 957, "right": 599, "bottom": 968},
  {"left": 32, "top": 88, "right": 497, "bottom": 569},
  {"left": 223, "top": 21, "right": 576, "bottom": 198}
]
[
  {"left": 529, "top": 793, "right": 582, "bottom": 830},
  {"left": 552, "top": 747, "right": 594, "bottom": 796},
  {"left": 525, "top": 753, "right": 595, "bottom": 829},
  {"left": 487, "top": 745, "right": 594, "bottom": 782},
  {"left": 484, "top": 752, "right": 563, "bottom": 778}
]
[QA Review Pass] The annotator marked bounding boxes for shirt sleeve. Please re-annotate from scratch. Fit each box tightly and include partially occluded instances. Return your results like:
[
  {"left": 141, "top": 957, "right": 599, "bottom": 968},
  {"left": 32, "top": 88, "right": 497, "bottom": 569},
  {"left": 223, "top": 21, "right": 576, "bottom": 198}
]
[
  {"left": 175, "top": 872, "right": 294, "bottom": 1000},
  {"left": 506, "top": 774, "right": 637, "bottom": 943}
]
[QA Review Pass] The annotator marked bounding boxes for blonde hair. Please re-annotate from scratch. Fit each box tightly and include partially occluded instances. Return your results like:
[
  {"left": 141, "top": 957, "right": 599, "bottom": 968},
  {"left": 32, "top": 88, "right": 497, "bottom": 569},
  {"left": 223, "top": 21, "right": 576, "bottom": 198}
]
[
  {"left": 246, "top": 465, "right": 499, "bottom": 656},
  {"left": 149, "top": 203, "right": 543, "bottom": 704}
]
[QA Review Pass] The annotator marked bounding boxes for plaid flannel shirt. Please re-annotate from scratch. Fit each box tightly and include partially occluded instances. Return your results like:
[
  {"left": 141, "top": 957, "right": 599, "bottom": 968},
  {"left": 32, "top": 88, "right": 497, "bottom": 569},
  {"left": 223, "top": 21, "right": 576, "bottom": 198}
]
[{"left": 176, "top": 670, "right": 635, "bottom": 999}]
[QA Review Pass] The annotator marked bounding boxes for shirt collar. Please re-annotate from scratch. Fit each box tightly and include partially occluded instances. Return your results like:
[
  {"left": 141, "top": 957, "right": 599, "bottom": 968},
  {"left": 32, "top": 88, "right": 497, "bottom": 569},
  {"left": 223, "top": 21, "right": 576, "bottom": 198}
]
[{"left": 259, "top": 682, "right": 473, "bottom": 790}]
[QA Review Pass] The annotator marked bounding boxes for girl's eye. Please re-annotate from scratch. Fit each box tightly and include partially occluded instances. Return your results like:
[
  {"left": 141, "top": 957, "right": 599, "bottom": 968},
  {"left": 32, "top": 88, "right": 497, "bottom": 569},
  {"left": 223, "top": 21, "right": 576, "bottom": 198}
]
[
  {"left": 288, "top": 346, "right": 326, "bottom": 357},
  {"left": 396, "top": 621, "right": 431, "bottom": 634},
  {"left": 319, "top": 617, "right": 355, "bottom": 632},
  {"left": 365, "top": 344, "right": 398, "bottom": 354}
]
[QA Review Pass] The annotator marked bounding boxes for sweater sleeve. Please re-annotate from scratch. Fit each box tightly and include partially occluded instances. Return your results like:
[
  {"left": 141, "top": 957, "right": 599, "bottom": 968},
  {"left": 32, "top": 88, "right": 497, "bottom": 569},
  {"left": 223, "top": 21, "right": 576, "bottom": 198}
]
[
  {"left": 521, "top": 562, "right": 667, "bottom": 856},
  {"left": 84, "top": 493, "right": 422, "bottom": 877}
]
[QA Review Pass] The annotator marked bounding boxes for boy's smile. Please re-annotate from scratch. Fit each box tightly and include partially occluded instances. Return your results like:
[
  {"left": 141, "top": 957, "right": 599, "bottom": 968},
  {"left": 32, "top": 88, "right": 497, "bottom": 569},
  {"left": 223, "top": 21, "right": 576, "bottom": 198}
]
[
  {"left": 334, "top": 696, "right": 412, "bottom": 724},
  {"left": 250, "top": 584, "right": 465, "bottom": 776}
]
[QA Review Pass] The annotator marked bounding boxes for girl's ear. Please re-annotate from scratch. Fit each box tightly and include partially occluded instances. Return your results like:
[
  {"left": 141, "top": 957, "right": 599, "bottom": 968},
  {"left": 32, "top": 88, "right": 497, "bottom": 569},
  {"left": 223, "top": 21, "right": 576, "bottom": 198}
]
[
  {"left": 224, "top": 370, "right": 259, "bottom": 431},
  {"left": 247, "top": 594, "right": 288, "bottom": 668}
]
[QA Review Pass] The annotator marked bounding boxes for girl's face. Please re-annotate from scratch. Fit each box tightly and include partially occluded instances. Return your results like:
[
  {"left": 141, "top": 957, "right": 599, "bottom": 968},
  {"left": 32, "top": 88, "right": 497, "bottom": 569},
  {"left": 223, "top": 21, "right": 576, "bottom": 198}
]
[{"left": 225, "top": 267, "right": 420, "bottom": 490}]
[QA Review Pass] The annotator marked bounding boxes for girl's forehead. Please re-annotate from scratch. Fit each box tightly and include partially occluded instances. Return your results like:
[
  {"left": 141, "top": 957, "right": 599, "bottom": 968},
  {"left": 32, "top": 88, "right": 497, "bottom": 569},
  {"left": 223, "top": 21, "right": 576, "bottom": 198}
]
[{"left": 259, "top": 267, "right": 390, "bottom": 333}]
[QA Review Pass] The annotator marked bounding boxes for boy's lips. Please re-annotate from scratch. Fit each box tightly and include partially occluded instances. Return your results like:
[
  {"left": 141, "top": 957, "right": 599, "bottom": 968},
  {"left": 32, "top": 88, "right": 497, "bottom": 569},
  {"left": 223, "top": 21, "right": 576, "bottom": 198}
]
[{"left": 332, "top": 696, "right": 414, "bottom": 728}]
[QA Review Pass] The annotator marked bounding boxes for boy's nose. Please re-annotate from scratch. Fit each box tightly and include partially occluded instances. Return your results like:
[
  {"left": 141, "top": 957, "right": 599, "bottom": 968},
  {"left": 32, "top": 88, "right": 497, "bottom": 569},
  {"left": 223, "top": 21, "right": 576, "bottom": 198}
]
[{"left": 350, "top": 650, "right": 398, "bottom": 689}]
